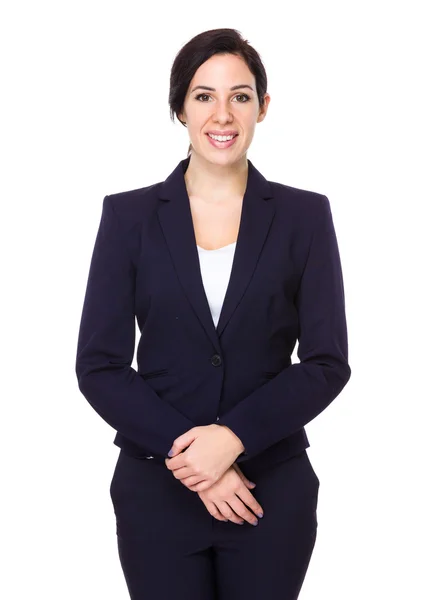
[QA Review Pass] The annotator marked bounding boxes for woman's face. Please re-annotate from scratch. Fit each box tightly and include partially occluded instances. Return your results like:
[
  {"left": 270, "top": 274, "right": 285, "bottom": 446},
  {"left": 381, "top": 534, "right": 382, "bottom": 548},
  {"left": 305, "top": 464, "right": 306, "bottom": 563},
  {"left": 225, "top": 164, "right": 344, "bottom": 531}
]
[{"left": 178, "top": 53, "right": 270, "bottom": 166}]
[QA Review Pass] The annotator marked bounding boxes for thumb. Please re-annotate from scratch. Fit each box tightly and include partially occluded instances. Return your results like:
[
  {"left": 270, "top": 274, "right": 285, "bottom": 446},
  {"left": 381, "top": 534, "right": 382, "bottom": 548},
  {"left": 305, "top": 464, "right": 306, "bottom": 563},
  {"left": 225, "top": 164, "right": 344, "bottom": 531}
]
[
  {"left": 168, "top": 428, "right": 197, "bottom": 457},
  {"left": 232, "top": 464, "right": 256, "bottom": 488}
]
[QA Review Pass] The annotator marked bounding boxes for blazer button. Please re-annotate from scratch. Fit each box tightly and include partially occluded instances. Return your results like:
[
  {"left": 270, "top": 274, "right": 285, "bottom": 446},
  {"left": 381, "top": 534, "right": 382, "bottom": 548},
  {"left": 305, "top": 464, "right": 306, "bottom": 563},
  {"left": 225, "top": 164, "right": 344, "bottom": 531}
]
[{"left": 211, "top": 354, "right": 222, "bottom": 367}]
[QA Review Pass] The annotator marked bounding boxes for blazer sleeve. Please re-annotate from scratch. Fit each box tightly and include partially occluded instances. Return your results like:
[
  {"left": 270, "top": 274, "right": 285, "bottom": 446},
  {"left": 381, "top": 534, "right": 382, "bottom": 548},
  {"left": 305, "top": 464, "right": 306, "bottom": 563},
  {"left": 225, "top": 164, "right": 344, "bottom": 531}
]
[
  {"left": 75, "top": 195, "right": 196, "bottom": 457},
  {"left": 218, "top": 195, "right": 351, "bottom": 462}
]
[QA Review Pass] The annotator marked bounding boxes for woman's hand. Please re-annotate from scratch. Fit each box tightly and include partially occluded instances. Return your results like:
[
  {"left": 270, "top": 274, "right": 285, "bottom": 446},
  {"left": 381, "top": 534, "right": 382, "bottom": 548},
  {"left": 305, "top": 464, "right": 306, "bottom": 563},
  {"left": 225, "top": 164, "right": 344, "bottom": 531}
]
[
  {"left": 197, "top": 463, "right": 264, "bottom": 525},
  {"left": 165, "top": 424, "right": 244, "bottom": 492}
]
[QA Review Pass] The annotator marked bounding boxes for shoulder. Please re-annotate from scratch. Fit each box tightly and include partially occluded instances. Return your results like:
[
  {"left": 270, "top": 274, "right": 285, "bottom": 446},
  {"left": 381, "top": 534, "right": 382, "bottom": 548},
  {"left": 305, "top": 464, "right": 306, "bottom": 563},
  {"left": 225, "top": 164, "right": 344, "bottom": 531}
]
[
  {"left": 99, "top": 182, "right": 162, "bottom": 262},
  {"left": 100, "top": 180, "right": 167, "bottom": 243},
  {"left": 105, "top": 181, "right": 162, "bottom": 220},
  {"left": 268, "top": 180, "right": 330, "bottom": 226}
]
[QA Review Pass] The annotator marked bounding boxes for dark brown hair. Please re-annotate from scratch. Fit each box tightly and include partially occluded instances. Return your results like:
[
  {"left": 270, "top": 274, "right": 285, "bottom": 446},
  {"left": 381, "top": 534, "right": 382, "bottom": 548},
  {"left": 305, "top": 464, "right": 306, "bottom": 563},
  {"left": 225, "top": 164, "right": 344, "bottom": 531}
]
[{"left": 168, "top": 28, "right": 268, "bottom": 157}]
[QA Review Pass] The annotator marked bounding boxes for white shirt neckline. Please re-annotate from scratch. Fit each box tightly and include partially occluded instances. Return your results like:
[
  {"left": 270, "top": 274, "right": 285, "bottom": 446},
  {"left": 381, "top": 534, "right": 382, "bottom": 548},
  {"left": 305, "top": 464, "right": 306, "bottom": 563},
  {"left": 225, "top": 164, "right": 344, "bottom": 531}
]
[{"left": 196, "top": 241, "right": 237, "bottom": 253}]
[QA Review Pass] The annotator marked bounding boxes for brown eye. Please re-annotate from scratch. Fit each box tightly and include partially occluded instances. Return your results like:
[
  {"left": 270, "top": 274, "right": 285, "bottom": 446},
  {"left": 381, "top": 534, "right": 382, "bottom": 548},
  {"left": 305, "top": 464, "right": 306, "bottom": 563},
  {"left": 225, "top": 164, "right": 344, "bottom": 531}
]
[
  {"left": 194, "top": 93, "right": 251, "bottom": 103},
  {"left": 235, "top": 94, "right": 250, "bottom": 102}
]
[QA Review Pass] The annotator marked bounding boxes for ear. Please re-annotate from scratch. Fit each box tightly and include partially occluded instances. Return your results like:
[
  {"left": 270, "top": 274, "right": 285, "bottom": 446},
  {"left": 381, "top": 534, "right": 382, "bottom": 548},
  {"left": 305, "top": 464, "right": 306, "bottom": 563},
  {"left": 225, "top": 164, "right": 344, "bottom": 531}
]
[{"left": 257, "top": 93, "right": 271, "bottom": 123}]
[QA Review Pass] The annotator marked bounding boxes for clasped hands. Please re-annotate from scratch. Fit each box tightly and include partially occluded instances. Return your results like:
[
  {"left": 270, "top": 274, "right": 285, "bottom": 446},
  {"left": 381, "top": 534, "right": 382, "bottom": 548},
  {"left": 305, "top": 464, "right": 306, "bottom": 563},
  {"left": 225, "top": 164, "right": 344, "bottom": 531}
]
[
  {"left": 164, "top": 424, "right": 264, "bottom": 525},
  {"left": 164, "top": 423, "right": 244, "bottom": 492}
]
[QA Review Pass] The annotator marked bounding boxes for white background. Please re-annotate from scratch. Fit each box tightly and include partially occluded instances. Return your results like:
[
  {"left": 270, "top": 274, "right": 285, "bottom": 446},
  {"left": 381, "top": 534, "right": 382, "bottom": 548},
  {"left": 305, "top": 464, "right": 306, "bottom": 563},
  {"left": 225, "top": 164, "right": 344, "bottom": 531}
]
[{"left": 2, "top": 1, "right": 438, "bottom": 598}]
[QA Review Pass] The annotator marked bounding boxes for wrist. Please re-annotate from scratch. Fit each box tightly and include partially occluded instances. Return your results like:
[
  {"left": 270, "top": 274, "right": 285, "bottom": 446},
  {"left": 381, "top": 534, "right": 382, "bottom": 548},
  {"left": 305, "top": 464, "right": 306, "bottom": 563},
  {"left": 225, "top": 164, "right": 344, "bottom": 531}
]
[{"left": 217, "top": 424, "right": 245, "bottom": 455}]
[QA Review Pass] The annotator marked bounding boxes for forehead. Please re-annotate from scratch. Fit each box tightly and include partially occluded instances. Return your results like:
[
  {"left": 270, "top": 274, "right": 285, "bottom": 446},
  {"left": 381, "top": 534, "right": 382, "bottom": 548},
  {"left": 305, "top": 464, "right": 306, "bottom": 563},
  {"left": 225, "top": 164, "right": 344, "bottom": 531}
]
[{"left": 191, "top": 54, "right": 254, "bottom": 85}]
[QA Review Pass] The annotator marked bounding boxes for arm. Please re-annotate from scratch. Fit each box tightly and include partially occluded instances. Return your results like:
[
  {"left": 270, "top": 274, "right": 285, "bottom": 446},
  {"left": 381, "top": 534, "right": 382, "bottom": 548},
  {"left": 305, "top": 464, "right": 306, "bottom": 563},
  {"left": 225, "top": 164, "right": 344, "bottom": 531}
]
[
  {"left": 75, "top": 195, "right": 196, "bottom": 457},
  {"left": 217, "top": 195, "right": 351, "bottom": 461}
]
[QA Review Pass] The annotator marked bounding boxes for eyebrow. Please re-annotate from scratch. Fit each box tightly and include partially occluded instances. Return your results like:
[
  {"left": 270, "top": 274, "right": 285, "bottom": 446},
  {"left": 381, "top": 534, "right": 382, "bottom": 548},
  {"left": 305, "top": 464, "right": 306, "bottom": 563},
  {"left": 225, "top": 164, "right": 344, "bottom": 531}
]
[{"left": 190, "top": 84, "right": 255, "bottom": 93}]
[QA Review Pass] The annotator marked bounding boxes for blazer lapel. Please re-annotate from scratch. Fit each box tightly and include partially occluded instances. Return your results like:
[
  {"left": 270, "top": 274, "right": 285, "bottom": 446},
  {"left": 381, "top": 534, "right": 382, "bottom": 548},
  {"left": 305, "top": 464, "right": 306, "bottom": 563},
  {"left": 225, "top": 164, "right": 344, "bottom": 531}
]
[{"left": 157, "top": 156, "right": 275, "bottom": 350}]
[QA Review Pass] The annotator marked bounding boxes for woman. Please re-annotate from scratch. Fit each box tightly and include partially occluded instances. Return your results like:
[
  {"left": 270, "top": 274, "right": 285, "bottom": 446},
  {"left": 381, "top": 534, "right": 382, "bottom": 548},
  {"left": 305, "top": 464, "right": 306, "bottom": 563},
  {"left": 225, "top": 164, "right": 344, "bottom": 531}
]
[{"left": 75, "top": 28, "right": 351, "bottom": 600}]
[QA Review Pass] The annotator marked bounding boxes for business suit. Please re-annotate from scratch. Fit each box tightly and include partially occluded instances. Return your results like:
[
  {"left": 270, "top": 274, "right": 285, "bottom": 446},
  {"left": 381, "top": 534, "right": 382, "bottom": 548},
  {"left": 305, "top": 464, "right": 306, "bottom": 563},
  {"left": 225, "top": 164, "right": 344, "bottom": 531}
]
[{"left": 75, "top": 155, "right": 351, "bottom": 599}]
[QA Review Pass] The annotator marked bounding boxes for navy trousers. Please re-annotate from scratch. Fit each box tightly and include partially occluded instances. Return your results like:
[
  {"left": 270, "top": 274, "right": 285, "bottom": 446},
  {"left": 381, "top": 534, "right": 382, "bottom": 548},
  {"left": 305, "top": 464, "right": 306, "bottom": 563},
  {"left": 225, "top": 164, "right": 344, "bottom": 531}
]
[{"left": 109, "top": 448, "right": 320, "bottom": 599}]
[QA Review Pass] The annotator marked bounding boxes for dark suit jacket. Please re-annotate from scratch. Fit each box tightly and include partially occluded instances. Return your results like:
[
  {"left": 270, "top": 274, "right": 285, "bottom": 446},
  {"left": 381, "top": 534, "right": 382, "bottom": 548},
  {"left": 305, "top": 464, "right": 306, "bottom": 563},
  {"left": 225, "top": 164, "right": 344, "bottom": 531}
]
[{"left": 75, "top": 155, "right": 351, "bottom": 472}]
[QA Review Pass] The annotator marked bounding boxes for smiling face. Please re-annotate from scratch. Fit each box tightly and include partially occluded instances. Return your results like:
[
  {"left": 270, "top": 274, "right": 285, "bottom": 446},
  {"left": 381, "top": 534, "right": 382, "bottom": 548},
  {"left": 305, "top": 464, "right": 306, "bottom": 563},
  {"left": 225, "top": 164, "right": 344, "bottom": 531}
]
[{"left": 178, "top": 53, "right": 270, "bottom": 166}]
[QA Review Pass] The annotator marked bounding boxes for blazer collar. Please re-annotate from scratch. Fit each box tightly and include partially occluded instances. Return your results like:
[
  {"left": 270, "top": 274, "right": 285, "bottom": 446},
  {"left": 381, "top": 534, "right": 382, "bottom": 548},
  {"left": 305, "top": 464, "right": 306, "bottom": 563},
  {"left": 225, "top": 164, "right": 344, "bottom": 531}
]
[{"left": 157, "top": 155, "right": 275, "bottom": 351}]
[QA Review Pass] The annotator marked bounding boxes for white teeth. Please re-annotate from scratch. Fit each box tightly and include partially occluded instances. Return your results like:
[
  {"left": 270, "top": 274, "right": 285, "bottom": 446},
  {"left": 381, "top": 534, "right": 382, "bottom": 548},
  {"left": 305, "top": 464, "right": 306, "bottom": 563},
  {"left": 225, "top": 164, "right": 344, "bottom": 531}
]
[{"left": 208, "top": 133, "right": 236, "bottom": 141}]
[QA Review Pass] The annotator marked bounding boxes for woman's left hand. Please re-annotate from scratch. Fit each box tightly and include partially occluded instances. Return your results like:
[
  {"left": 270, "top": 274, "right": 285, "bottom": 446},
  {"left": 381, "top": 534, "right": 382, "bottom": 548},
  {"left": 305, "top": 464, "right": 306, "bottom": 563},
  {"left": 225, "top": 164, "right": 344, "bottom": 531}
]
[{"left": 164, "top": 424, "right": 243, "bottom": 492}]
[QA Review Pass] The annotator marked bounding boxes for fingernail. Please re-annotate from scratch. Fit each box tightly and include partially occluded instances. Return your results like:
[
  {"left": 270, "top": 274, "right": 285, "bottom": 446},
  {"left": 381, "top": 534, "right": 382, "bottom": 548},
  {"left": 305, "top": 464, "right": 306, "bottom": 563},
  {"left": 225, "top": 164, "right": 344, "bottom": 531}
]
[
  {"left": 257, "top": 512, "right": 264, "bottom": 518},
  {"left": 168, "top": 449, "right": 174, "bottom": 457}
]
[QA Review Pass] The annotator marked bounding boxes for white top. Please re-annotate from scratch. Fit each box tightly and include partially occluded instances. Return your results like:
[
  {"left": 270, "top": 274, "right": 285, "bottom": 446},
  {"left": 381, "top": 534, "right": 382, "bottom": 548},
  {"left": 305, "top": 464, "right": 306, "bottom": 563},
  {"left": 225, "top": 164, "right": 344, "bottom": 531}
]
[{"left": 196, "top": 241, "right": 237, "bottom": 328}]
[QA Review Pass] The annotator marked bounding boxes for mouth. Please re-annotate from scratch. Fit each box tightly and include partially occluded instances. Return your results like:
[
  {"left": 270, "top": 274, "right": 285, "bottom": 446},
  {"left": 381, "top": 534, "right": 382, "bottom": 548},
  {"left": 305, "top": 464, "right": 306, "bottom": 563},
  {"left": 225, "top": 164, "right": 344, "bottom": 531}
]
[{"left": 205, "top": 132, "right": 239, "bottom": 149}]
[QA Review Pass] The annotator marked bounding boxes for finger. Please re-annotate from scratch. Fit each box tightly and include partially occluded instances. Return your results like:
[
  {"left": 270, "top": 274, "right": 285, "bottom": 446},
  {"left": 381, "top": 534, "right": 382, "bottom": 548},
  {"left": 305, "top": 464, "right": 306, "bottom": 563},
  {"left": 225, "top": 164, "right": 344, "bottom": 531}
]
[
  {"left": 235, "top": 488, "right": 264, "bottom": 519},
  {"left": 204, "top": 500, "right": 228, "bottom": 522},
  {"left": 168, "top": 429, "right": 198, "bottom": 457},
  {"left": 228, "top": 495, "right": 260, "bottom": 525},
  {"left": 243, "top": 476, "right": 256, "bottom": 488},
  {"left": 175, "top": 472, "right": 206, "bottom": 487},
  {"left": 165, "top": 454, "right": 186, "bottom": 470},
  {"left": 169, "top": 465, "right": 195, "bottom": 480},
  {"left": 199, "top": 499, "right": 228, "bottom": 522},
  {"left": 189, "top": 478, "right": 217, "bottom": 493},
  {"left": 183, "top": 476, "right": 206, "bottom": 489},
  {"left": 216, "top": 500, "right": 245, "bottom": 525},
  {"left": 232, "top": 464, "right": 256, "bottom": 488}
]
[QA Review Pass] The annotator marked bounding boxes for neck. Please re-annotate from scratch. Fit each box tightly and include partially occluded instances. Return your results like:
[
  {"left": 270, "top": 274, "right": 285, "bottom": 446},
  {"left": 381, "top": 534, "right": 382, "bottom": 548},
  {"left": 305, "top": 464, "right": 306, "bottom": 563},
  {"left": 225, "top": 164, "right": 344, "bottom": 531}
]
[{"left": 184, "top": 152, "right": 248, "bottom": 202}]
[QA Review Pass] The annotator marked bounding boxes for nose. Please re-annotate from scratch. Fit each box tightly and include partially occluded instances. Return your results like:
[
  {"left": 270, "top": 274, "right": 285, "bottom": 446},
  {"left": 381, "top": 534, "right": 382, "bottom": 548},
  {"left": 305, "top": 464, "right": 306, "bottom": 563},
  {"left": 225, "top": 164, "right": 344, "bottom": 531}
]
[{"left": 213, "top": 99, "right": 233, "bottom": 124}]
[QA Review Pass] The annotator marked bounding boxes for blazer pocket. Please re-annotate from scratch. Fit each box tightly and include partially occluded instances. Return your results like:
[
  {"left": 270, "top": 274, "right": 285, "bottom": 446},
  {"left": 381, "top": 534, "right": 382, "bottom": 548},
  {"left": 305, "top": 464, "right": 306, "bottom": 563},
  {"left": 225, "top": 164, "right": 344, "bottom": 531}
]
[
  {"left": 263, "top": 370, "right": 282, "bottom": 379},
  {"left": 263, "top": 361, "right": 291, "bottom": 379},
  {"left": 138, "top": 369, "right": 179, "bottom": 404},
  {"left": 139, "top": 368, "right": 169, "bottom": 379},
  {"left": 262, "top": 372, "right": 276, "bottom": 380}
]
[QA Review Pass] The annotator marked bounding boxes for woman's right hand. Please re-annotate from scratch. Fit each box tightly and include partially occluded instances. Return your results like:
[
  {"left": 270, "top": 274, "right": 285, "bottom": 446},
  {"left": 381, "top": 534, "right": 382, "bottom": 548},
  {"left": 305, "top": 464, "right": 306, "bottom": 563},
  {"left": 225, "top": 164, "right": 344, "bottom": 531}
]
[{"left": 196, "top": 463, "right": 264, "bottom": 525}]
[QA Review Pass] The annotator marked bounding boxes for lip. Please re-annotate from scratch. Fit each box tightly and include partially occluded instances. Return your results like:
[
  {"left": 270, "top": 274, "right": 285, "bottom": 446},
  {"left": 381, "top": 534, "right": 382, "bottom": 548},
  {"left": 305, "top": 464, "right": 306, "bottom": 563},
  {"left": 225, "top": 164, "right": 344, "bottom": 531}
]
[
  {"left": 206, "top": 132, "right": 239, "bottom": 150},
  {"left": 206, "top": 130, "right": 238, "bottom": 136}
]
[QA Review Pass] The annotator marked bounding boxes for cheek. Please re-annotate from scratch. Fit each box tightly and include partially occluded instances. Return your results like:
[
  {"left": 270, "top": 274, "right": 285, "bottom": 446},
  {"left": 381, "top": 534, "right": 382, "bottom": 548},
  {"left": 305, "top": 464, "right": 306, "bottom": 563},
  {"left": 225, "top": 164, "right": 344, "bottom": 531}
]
[
  {"left": 242, "top": 112, "right": 258, "bottom": 131},
  {"left": 242, "top": 124, "right": 256, "bottom": 143},
  {"left": 188, "top": 119, "right": 208, "bottom": 138}
]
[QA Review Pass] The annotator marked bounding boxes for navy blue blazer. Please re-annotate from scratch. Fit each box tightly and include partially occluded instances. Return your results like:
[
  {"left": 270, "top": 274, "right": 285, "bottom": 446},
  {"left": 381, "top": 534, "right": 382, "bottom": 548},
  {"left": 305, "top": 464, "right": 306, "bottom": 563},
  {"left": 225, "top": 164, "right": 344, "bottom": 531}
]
[{"left": 75, "top": 156, "right": 351, "bottom": 472}]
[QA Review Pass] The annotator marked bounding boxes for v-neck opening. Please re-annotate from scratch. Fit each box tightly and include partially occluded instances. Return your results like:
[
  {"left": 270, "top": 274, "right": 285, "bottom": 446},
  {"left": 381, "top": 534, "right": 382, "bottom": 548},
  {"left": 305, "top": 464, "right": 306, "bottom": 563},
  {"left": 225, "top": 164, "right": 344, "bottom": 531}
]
[{"left": 196, "top": 241, "right": 237, "bottom": 252}]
